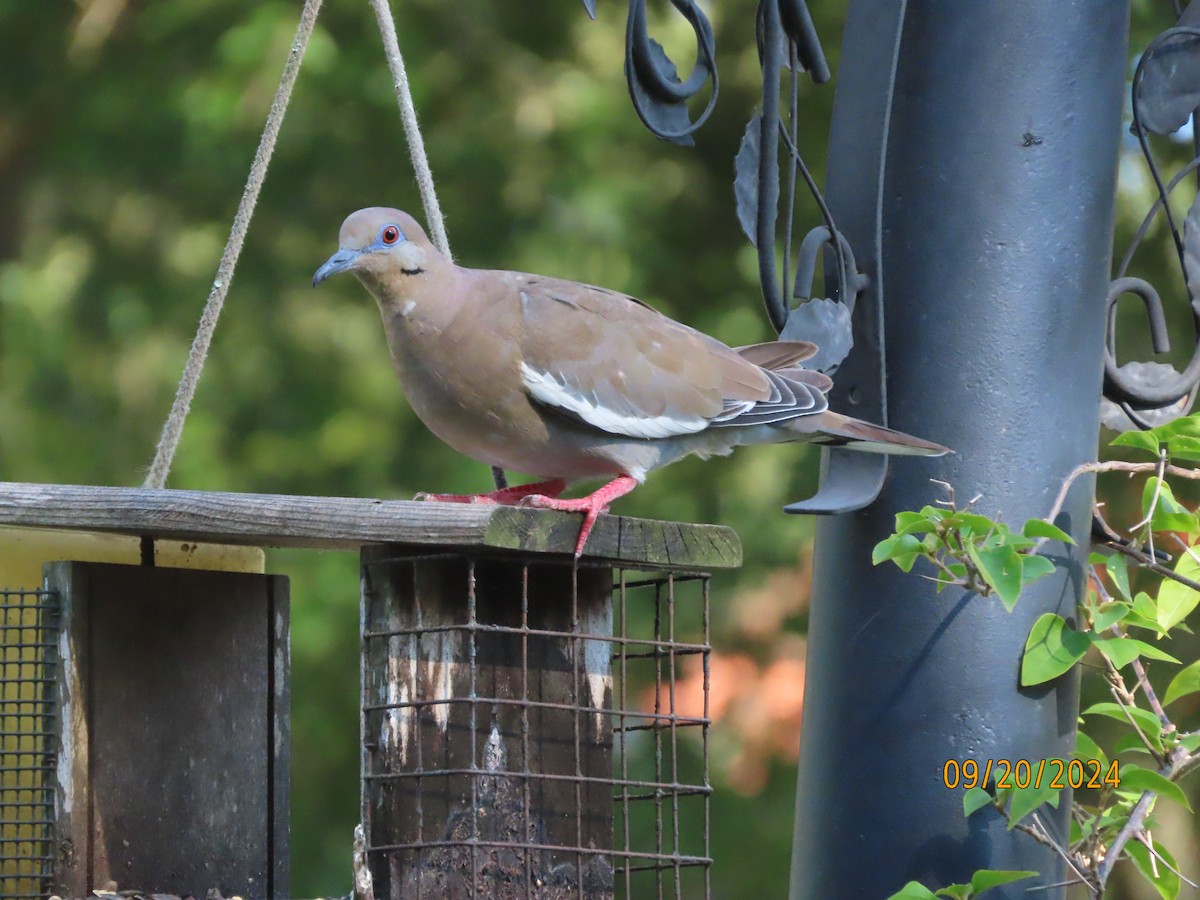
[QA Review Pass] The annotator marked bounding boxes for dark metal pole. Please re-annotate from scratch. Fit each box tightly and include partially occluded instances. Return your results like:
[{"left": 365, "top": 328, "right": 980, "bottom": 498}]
[{"left": 791, "top": 2, "right": 1127, "bottom": 897}]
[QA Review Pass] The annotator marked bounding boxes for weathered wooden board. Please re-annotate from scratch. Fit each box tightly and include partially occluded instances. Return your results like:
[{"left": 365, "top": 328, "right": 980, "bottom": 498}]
[
  {"left": 0, "top": 482, "right": 740, "bottom": 571},
  {"left": 46, "top": 561, "right": 289, "bottom": 899},
  {"left": 361, "top": 547, "right": 615, "bottom": 898}
]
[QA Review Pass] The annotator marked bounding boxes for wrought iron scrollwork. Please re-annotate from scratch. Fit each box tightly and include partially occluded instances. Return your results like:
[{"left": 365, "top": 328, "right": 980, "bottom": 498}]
[
  {"left": 583, "top": 0, "right": 856, "bottom": 366},
  {"left": 584, "top": 0, "right": 892, "bottom": 513},
  {"left": 1104, "top": 19, "right": 1200, "bottom": 430},
  {"left": 621, "top": 0, "right": 718, "bottom": 146}
]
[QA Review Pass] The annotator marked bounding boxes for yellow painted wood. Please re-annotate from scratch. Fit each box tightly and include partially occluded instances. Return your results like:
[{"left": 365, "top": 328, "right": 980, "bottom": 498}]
[{"left": 0, "top": 525, "right": 265, "bottom": 591}]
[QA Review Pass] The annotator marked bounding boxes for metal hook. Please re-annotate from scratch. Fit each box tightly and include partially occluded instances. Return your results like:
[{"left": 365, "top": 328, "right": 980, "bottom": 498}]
[{"left": 1104, "top": 277, "right": 1200, "bottom": 409}]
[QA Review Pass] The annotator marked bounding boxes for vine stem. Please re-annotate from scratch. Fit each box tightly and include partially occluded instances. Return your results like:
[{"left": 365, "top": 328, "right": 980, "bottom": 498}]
[{"left": 1042, "top": 458, "right": 1200, "bottom": 533}]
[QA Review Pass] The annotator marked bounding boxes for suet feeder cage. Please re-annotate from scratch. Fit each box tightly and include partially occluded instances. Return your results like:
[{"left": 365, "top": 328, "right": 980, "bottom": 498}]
[{"left": 0, "top": 482, "right": 739, "bottom": 899}]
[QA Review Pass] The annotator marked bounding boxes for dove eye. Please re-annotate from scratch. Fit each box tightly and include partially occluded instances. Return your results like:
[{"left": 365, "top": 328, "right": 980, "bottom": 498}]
[{"left": 381, "top": 225, "right": 401, "bottom": 245}]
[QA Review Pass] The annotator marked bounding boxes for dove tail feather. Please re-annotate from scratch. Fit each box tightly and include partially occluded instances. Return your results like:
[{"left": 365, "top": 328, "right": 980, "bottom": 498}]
[{"left": 785, "top": 411, "right": 950, "bottom": 456}]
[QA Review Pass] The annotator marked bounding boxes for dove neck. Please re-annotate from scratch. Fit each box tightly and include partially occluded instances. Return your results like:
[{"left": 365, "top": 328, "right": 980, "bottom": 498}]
[{"left": 359, "top": 264, "right": 467, "bottom": 334}]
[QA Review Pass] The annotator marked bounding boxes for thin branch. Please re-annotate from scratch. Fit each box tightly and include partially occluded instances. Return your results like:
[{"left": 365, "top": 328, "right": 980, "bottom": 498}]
[
  {"left": 1102, "top": 540, "right": 1200, "bottom": 594},
  {"left": 1105, "top": 661, "right": 1164, "bottom": 762},
  {"left": 1140, "top": 829, "right": 1199, "bottom": 887},
  {"left": 1041, "top": 458, "right": 1200, "bottom": 539},
  {"left": 1096, "top": 789, "right": 1156, "bottom": 885},
  {"left": 1026, "top": 812, "right": 1094, "bottom": 889},
  {"left": 1129, "top": 451, "right": 1168, "bottom": 543}
]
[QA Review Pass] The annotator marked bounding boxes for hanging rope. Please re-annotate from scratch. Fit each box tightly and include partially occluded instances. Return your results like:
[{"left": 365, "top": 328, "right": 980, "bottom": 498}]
[
  {"left": 369, "top": 0, "right": 452, "bottom": 261},
  {"left": 146, "top": 0, "right": 507, "bottom": 490},
  {"left": 370, "top": 0, "right": 509, "bottom": 488},
  {"left": 144, "top": 0, "right": 325, "bottom": 488}
]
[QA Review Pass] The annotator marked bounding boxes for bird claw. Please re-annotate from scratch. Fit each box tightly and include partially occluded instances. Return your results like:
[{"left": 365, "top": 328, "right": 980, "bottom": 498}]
[
  {"left": 518, "top": 494, "right": 611, "bottom": 557},
  {"left": 426, "top": 477, "right": 636, "bottom": 558},
  {"left": 520, "top": 494, "right": 611, "bottom": 514}
]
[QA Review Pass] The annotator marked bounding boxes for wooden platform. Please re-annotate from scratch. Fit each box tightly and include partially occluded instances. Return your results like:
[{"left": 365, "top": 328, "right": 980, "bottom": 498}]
[{"left": 0, "top": 482, "right": 741, "bottom": 570}]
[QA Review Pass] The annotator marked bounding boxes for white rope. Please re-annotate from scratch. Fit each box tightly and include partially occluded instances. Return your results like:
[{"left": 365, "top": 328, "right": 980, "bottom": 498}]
[
  {"left": 147, "top": 0, "right": 506, "bottom": 490},
  {"left": 144, "top": 0, "right": 325, "bottom": 488},
  {"left": 370, "top": 0, "right": 511, "bottom": 488},
  {"left": 369, "top": 0, "right": 453, "bottom": 261}
]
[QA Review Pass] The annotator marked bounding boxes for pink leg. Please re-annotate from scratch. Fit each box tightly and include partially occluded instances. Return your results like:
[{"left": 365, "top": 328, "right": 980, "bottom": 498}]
[
  {"left": 416, "top": 478, "right": 567, "bottom": 505},
  {"left": 520, "top": 475, "right": 639, "bottom": 558}
]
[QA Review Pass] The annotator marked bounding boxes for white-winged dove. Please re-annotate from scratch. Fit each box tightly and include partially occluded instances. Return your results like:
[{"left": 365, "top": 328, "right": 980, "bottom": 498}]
[{"left": 315, "top": 208, "right": 949, "bottom": 556}]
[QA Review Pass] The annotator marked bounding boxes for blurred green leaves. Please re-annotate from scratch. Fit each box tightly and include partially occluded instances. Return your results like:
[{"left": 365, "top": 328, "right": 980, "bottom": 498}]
[{"left": 0, "top": 0, "right": 831, "bottom": 893}]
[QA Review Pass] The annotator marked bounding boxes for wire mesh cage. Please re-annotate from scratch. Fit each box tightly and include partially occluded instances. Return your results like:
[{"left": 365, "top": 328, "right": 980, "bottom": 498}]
[
  {"left": 360, "top": 550, "right": 711, "bottom": 900},
  {"left": 0, "top": 589, "right": 58, "bottom": 900}
]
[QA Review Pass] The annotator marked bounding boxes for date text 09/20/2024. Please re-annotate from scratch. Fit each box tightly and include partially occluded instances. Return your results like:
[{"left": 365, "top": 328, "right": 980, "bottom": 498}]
[{"left": 943, "top": 758, "right": 1120, "bottom": 792}]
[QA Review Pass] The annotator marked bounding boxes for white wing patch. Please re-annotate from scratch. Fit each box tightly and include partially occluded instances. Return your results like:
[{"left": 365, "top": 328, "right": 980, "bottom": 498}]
[{"left": 520, "top": 362, "right": 708, "bottom": 439}]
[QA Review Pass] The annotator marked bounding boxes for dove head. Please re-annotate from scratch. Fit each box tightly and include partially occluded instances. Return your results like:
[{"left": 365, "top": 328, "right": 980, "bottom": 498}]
[{"left": 313, "top": 208, "right": 444, "bottom": 300}]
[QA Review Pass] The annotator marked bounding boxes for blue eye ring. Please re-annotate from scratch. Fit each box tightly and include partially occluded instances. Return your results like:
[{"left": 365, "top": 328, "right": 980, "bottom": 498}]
[{"left": 381, "top": 225, "right": 401, "bottom": 245}]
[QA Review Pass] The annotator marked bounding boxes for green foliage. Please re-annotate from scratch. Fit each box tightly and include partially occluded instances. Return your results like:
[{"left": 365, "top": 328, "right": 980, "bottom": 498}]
[
  {"left": 872, "top": 498, "right": 1072, "bottom": 611},
  {"left": 1021, "top": 613, "right": 1091, "bottom": 686},
  {"left": 884, "top": 871, "right": 1036, "bottom": 900},
  {"left": 876, "top": 412, "right": 1200, "bottom": 896}
]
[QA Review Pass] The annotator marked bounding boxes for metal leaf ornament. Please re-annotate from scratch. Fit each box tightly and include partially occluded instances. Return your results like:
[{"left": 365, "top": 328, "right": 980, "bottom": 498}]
[
  {"left": 734, "top": 113, "right": 764, "bottom": 246},
  {"left": 734, "top": 1, "right": 852, "bottom": 373},
  {"left": 1136, "top": 9, "right": 1200, "bottom": 136}
]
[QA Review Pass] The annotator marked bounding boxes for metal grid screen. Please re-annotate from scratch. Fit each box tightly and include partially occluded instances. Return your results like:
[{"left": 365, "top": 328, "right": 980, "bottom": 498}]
[
  {"left": 360, "top": 553, "right": 711, "bottom": 899},
  {"left": 0, "top": 590, "right": 58, "bottom": 899}
]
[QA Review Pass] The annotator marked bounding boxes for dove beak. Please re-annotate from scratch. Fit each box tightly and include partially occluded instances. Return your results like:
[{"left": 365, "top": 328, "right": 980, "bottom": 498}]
[{"left": 313, "top": 248, "right": 363, "bottom": 286}]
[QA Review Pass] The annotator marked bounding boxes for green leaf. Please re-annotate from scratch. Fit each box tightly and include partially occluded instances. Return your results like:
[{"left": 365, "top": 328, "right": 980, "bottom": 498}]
[
  {"left": 1120, "top": 764, "right": 1192, "bottom": 810},
  {"left": 970, "top": 871, "right": 1037, "bottom": 895},
  {"left": 1156, "top": 414, "right": 1200, "bottom": 439},
  {"left": 918, "top": 505, "right": 947, "bottom": 523},
  {"left": 1020, "top": 554, "right": 1055, "bottom": 586},
  {"left": 895, "top": 510, "right": 936, "bottom": 536},
  {"left": 1127, "top": 838, "right": 1182, "bottom": 900},
  {"left": 1114, "top": 731, "right": 1156, "bottom": 756},
  {"left": 1091, "top": 637, "right": 1140, "bottom": 669},
  {"left": 1106, "top": 554, "right": 1132, "bottom": 601},
  {"left": 1128, "top": 639, "right": 1180, "bottom": 664},
  {"left": 1157, "top": 545, "right": 1200, "bottom": 632},
  {"left": 1167, "top": 433, "right": 1200, "bottom": 463},
  {"left": 1081, "top": 702, "right": 1163, "bottom": 748},
  {"left": 1165, "top": 659, "right": 1200, "bottom": 705},
  {"left": 963, "top": 785, "right": 993, "bottom": 817},
  {"left": 938, "top": 563, "right": 968, "bottom": 592},
  {"left": 952, "top": 512, "right": 1000, "bottom": 537},
  {"left": 998, "top": 534, "right": 1035, "bottom": 552},
  {"left": 885, "top": 883, "right": 939, "bottom": 900},
  {"left": 1074, "top": 730, "right": 1107, "bottom": 768},
  {"left": 873, "top": 533, "right": 927, "bottom": 572},
  {"left": 1007, "top": 779, "right": 1058, "bottom": 828},
  {"left": 1178, "top": 733, "right": 1200, "bottom": 751},
  {"left": 1021, "top": 519, "right": 1074, "bottom": 544},
  {"left": 1126, "top": 592, "right": 1165, "bottom": 635},
  {"left": 1092, "top": 636, "right": 1180, "bottom": 669},
  {"left": 1142, "top": 477, "right": 1199, "bottom": 534},
  {"left": 933, "top": 885, "right": 971, "bottom": 900},
  {"left": 969, "top": 543, "right": 1024, "bottom": 610},
  {"left": 1111, "top": 429, "right": 1163, "bottom": 456},
  {"left": 1021, "top": 614, "right": 1092, "bottom": 686},
  {"left": 1092, "top": 601, "right": 1129, "bottom": 632}
]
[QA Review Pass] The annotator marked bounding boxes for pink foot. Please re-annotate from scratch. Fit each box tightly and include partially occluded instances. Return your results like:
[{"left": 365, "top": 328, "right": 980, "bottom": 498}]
[
  {"left": 520, "top": 475, "right": 639, "bottom": 558},
  {"left": 415, "top": 478, "right": 567, "bottom": 505}
]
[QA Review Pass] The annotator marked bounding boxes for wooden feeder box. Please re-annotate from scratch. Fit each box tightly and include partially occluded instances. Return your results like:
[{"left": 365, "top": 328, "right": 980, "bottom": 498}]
[{"left": 0, "top": 482, "right": 740, "bottom": 899}]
